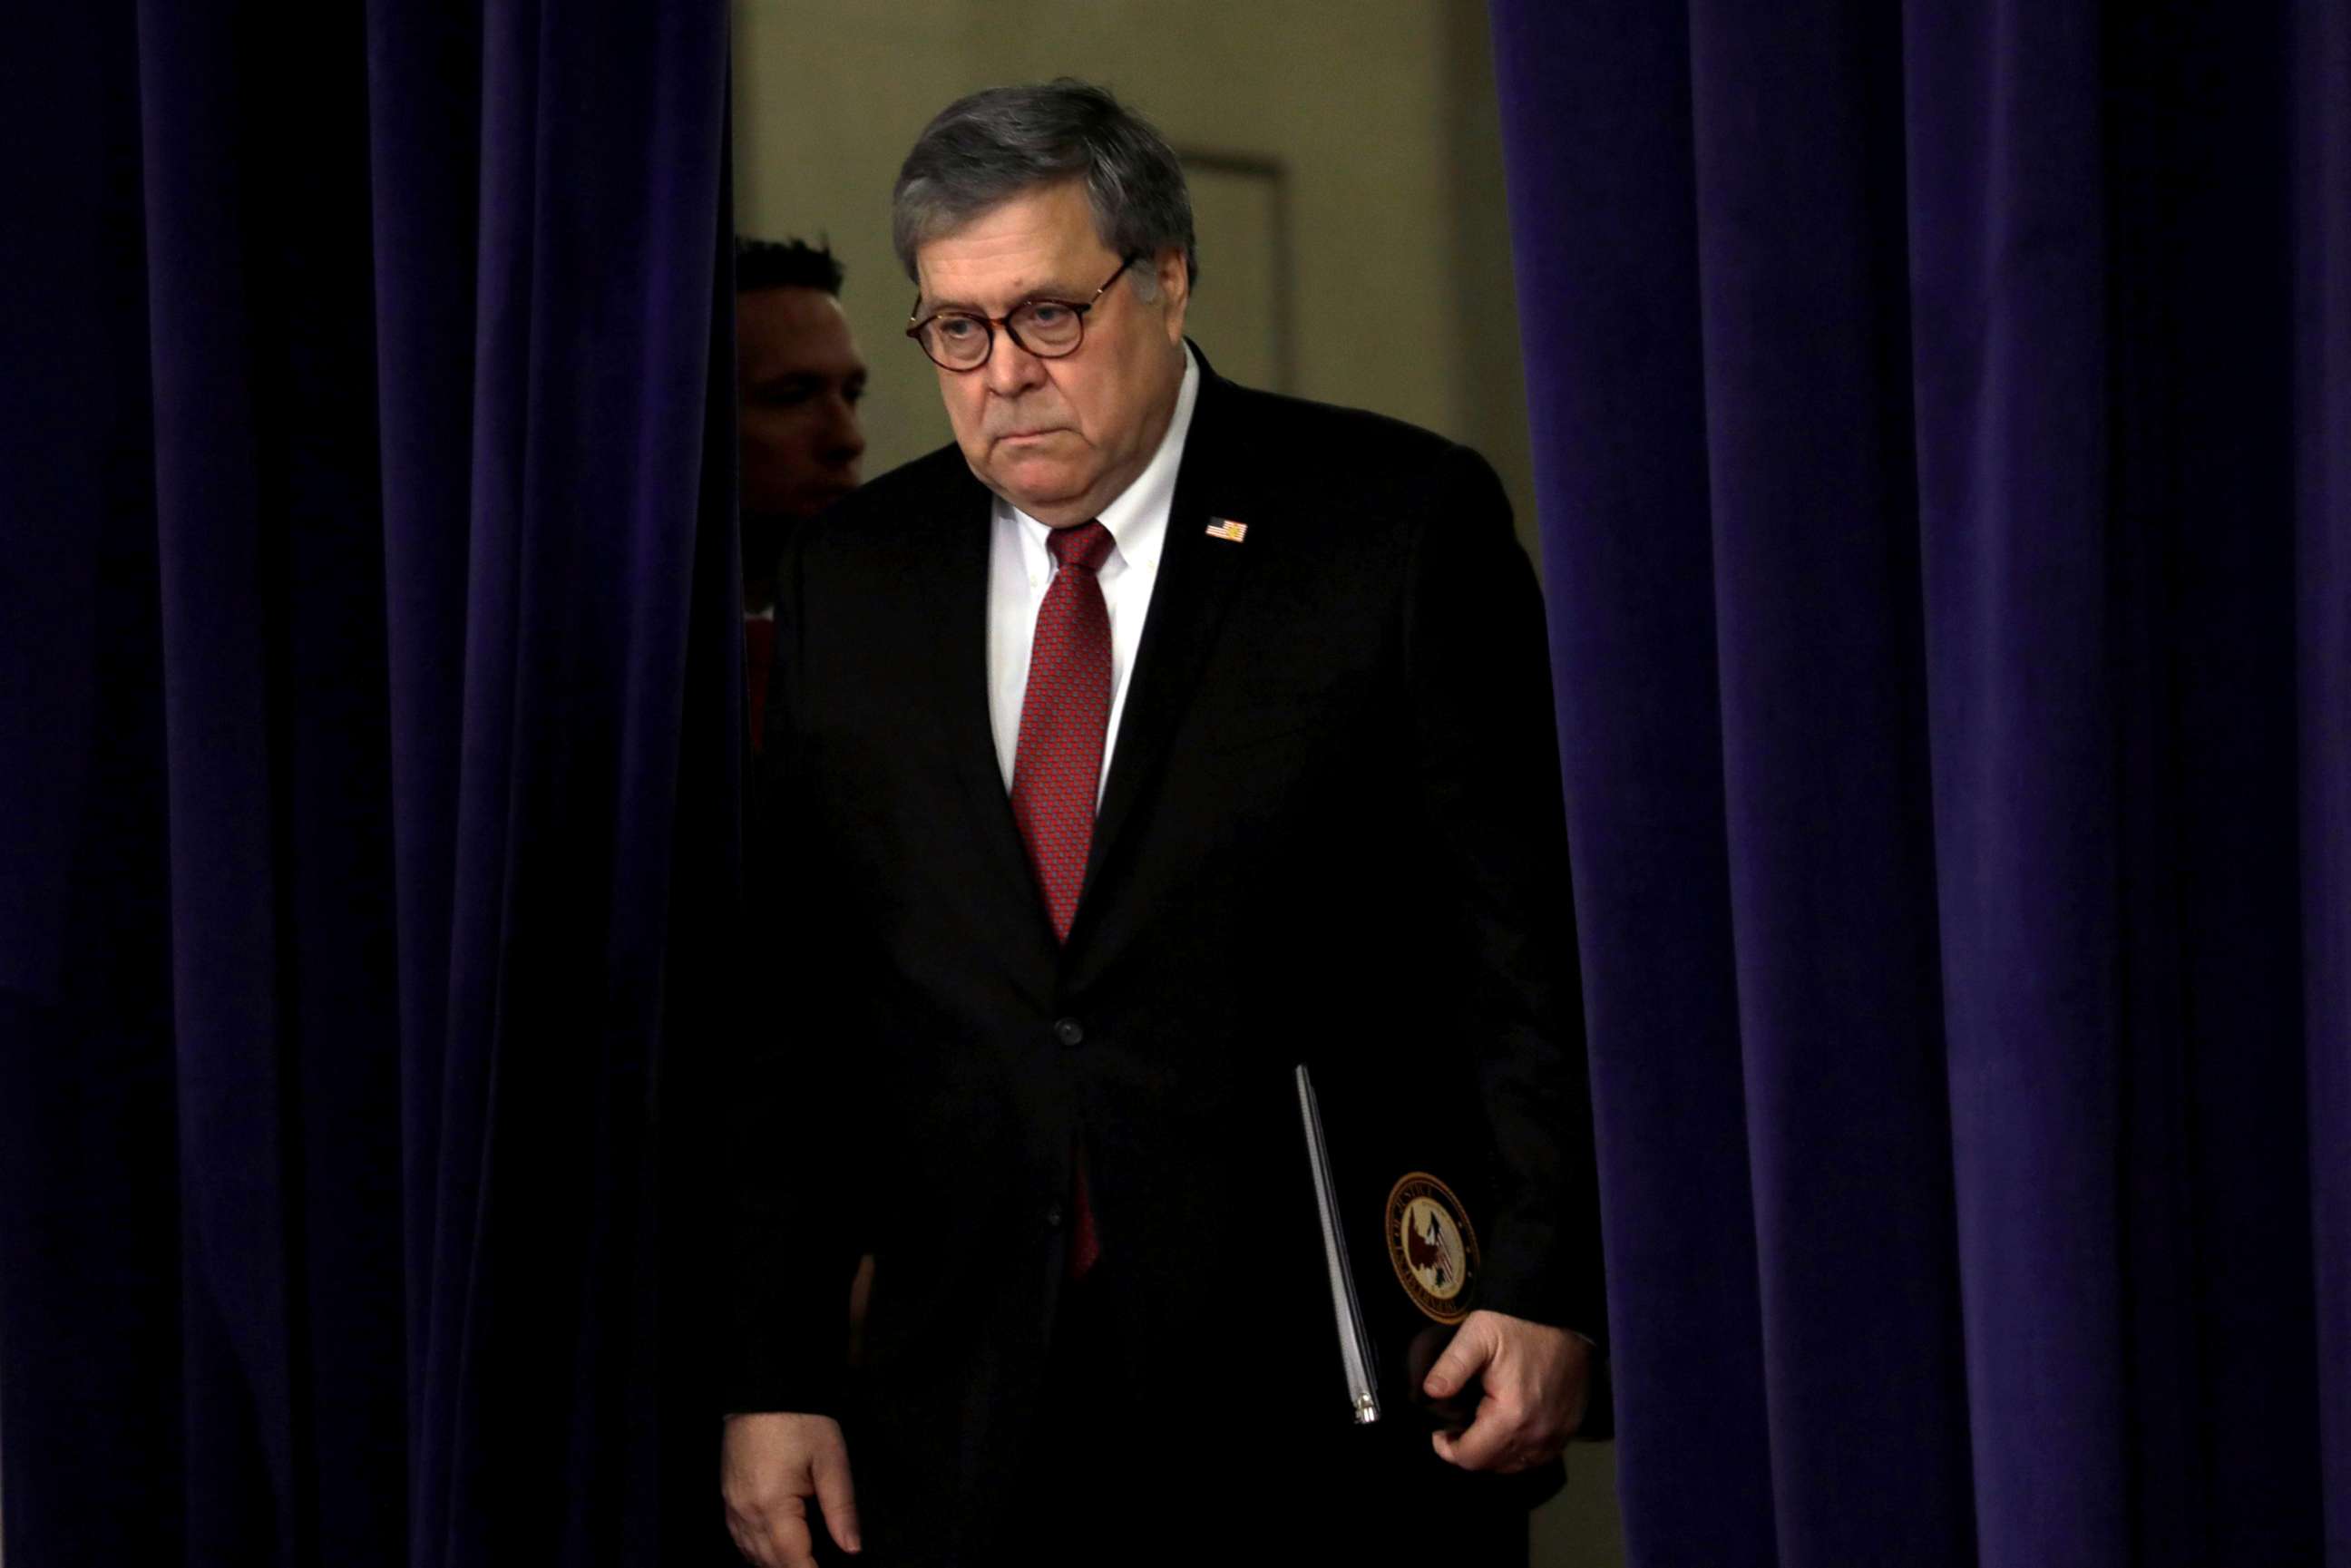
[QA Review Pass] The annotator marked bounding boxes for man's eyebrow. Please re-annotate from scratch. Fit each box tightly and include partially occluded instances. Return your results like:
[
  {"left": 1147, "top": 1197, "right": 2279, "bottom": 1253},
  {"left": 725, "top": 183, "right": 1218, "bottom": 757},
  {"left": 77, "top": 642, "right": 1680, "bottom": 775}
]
[{"left": 917, "top": 279, "right": 1093, "bottom": 316}]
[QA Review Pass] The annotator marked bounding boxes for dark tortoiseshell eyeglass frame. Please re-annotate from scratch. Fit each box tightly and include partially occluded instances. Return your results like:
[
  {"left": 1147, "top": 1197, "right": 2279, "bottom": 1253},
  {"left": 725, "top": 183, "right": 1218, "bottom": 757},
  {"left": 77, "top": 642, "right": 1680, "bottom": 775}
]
[{"left": 906, "top": 252, "right": 1141, "bottom": 372}]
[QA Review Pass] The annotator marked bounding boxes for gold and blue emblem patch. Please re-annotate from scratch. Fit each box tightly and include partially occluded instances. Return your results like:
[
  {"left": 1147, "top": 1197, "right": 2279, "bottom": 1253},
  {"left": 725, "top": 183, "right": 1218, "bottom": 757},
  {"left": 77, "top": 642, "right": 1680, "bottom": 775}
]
[{"left": 1384, "top": 1172, "right": 1479, "bottom": 1324}]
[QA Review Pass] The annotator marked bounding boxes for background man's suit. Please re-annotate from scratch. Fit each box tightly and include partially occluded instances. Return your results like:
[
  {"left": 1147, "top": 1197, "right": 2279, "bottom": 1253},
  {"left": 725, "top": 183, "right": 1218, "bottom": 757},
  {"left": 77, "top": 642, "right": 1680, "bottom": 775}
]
[{"left": 726, "top": 347, "right": 1605, "bottom": 1561}]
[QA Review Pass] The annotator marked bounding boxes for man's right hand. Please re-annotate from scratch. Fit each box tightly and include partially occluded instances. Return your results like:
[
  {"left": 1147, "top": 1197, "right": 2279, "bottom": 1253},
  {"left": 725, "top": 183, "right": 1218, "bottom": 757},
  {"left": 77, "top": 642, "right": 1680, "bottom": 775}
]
[{"left": 722, "top": 1412, "right": 861, "bottom": 1566}]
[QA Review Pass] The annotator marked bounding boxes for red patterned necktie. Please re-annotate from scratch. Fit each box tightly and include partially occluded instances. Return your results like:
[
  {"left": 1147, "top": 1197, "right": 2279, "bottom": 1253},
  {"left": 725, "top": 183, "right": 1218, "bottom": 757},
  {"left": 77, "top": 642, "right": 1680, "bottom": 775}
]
[
  {"left": 1010, "top": 520, "right": 1114, "bottom": 1279},
  {"left": 1012, "top": 521, "right": 1116, "bottom": 940}
]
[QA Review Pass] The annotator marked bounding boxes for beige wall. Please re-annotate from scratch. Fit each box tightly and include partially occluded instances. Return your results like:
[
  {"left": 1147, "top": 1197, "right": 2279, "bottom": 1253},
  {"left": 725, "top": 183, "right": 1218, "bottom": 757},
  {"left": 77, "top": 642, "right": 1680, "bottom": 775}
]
[{"left": 731, "top": 0, "right": 1540, "bottom": 557}]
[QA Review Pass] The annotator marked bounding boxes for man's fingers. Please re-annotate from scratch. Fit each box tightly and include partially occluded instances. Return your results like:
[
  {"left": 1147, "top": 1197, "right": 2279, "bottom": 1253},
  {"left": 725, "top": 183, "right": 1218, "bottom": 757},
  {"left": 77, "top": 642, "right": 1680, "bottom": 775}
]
[
  {"left": 766, "top": 1498, "right": 821, "bottom": 1568},
  {"left": 725, "top": 1495, "right": 817, "bottom": 1568},
  {"left": 1431, "top": 1391, "right": 1524, "bottom": 1471},
  {"left": 1432, "top": 1393, "right": 1572, "bottom": 1474},
  {"left": 1428, "top": 1310, "right": 1589, "bottom": 1470},
  {"left": 1422, "top": 1316, "right": 1497, "bottom": 1399},
  {"left": 811, "top": 1435, "right": 863, "bottom": 1554},
  {"left": 720, "top": 1413, "right": 854, "bottom": 1567}
]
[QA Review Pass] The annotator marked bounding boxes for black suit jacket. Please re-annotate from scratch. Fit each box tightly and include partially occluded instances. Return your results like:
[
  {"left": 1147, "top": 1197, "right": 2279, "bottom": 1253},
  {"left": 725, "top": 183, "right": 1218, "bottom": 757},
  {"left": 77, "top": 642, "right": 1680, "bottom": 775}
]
[{"left": 725, "top": 350, "right": 1603, "bottom": 1555}]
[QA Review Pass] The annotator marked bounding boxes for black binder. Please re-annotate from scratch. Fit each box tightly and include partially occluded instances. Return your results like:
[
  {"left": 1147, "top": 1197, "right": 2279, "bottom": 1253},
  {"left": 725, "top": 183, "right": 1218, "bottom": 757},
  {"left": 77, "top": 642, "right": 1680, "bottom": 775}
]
[{"left": 1293, "top": 1061, "right": 1491, "bottom": 1436}]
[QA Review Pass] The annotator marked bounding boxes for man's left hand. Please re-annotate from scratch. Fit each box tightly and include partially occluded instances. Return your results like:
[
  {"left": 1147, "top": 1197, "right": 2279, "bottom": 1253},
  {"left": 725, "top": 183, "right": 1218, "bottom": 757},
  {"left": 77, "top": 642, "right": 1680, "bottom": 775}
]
[{"left": 1422, "top": 1310, "right": 1592, "bottom": 1473}]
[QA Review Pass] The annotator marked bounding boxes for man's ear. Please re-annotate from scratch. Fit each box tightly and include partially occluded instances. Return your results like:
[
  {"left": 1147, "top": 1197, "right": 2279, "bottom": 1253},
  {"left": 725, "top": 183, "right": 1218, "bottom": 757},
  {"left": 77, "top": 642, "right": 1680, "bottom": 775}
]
[{"left": 1155, "top": 247, "right": 1190, "bottom": 344}]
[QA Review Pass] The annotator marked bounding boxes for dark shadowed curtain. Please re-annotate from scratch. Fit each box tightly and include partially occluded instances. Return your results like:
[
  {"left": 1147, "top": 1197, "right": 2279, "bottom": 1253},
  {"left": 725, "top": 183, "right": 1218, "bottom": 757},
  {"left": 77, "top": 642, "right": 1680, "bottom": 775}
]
[
  {"left": 1488, "top": 2, "right": 2349, "bottom": 1564},
  {"left": 0, "top": 3, "right": 739, "bottom": 1565}
]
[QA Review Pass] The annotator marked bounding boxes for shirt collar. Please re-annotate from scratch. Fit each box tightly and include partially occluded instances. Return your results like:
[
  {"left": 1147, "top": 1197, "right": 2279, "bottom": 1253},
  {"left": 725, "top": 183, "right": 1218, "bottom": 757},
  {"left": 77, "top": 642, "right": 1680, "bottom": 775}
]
[{"left": 1004, "top": 343, "right": 1201, "bottom": 574}]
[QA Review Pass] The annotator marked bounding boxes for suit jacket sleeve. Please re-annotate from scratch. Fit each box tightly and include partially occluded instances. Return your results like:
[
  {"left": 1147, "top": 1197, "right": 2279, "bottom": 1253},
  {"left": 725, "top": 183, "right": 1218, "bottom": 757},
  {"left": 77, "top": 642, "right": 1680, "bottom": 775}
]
[
  {"left": 1401, "top": 444, "right": 1608, "bottom": 1351},
  {"left": 716, "top": 523, "right": 863, "bottom": 1417}
]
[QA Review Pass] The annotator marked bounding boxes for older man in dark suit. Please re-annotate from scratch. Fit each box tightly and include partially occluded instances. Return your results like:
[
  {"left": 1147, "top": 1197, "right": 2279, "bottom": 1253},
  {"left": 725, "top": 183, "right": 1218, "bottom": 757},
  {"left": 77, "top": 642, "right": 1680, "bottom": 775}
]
[{"left": 719, "top": 79, "right": 1604, "bottom": 1567}]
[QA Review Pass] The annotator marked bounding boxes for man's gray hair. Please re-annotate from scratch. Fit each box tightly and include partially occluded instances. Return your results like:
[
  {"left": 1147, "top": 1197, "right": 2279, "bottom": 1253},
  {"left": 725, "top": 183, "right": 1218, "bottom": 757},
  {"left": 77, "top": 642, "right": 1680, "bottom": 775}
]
[{"left": 892, "top": 79, "right": 1197, "bottom": 293}]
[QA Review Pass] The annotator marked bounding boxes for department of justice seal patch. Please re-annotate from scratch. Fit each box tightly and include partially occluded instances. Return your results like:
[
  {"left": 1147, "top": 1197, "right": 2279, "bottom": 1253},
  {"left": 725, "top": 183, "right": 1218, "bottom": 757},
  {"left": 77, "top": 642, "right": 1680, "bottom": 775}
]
[{"left": 1385, "top": 1172, "right": 1480, "bottom": 1324}]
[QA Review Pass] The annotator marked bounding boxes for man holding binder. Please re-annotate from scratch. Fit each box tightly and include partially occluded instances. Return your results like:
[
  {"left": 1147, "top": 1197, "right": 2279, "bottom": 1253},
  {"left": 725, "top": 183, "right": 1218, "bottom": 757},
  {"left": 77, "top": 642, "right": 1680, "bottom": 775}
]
[{"left": 720, "top": 79, "right": 1605, "bottom": 1566}]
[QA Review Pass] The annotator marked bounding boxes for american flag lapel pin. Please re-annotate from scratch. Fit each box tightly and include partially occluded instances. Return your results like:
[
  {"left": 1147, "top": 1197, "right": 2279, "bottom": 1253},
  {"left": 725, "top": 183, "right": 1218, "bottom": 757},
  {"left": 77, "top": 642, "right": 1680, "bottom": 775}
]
[{"left": 1205, "top": 517, "right": 1249, "bottom": 542}]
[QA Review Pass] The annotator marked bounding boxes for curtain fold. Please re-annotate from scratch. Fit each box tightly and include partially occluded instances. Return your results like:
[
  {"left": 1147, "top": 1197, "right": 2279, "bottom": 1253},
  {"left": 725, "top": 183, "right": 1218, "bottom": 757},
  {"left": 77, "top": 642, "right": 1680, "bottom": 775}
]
[
  {"left": 1, "top": 3, "right": 737, "bottom": 1564},
  {"left": 1492, "top": 2, "right": 2349, "bottom": 1563},
  {"left": 2298, "top": 3, "right": 2351, "bottom": 1550}
]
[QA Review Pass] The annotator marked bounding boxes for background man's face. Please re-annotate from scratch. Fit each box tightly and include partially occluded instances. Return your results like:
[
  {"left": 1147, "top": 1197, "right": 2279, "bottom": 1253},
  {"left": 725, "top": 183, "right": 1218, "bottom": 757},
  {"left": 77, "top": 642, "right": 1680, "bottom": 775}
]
[
  {"left": 737, "top": 285, "right": 867, "bottom": 521},
  {"left": 915, "top": 180, "right": 1189, "bottom": 528}
]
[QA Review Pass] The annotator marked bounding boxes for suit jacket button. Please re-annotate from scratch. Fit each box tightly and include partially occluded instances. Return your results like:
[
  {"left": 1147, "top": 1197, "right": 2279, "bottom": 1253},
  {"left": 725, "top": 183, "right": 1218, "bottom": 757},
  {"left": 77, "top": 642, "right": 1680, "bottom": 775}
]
[
  {"left": 1052, "top": 1017, "right": 1085, "bottom": 1047},
  {"left": 1044, "top": 1201, "right": 1066, "bottom": 1229}
]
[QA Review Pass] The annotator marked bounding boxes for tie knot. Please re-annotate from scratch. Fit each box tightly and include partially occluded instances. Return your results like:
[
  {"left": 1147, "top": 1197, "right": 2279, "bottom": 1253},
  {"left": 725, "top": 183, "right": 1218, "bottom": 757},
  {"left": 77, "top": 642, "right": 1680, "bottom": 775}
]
[{"left": 1047, "top": 520, "right": 1116, "bottom": 575}]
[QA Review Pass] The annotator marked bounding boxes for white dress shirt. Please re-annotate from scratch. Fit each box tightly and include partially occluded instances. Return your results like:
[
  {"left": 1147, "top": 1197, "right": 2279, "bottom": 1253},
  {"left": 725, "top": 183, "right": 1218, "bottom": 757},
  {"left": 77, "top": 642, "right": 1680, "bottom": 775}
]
[{"left": 987, "top": 346, "right": 1202, "bottom": 800}]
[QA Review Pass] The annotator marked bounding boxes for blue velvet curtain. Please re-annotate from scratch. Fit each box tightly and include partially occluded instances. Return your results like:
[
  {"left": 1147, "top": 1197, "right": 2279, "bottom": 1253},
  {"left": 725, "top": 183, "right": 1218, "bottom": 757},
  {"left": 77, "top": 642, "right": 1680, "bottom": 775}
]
[
  {"left": 1490, "top": 2, "right": 2350, "bottom": 1564},
  {"left": 0, "top": 4, "right": 738, "bottom": 1564}
]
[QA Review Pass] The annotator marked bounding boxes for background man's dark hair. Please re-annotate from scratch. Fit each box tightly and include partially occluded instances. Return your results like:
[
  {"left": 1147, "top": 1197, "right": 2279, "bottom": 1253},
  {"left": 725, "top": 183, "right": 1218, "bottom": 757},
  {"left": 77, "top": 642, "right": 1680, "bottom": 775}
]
[{"left": 736, "top": 237, "right": 845, "bottom": 296}]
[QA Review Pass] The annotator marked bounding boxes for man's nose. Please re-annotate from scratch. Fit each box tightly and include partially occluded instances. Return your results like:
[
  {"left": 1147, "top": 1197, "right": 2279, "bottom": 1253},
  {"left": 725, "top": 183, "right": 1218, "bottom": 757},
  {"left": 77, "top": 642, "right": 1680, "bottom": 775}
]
[
  {"left": 980, "top": 327, "right": 1048, "bottom": 396},
  {"left": 824, "top": 394, "right": 865, "bottom": 462}
]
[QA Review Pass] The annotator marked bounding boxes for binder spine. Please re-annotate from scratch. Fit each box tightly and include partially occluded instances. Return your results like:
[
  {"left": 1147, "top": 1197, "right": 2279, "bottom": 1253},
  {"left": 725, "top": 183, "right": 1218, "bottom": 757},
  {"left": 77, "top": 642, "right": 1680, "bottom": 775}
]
[{"left": 1294, "top": 1064, "right": 1380, "bottom": 1425}]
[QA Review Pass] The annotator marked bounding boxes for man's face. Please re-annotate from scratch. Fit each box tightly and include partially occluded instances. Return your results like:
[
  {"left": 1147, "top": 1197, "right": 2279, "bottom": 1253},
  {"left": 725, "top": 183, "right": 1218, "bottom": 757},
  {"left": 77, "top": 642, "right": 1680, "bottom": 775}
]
[
  {"left": 913, "top": 180, "right": 1189, "bottom": 528},
  {"left": 737, "top": 285, "right": 867, "bottom": 521}
]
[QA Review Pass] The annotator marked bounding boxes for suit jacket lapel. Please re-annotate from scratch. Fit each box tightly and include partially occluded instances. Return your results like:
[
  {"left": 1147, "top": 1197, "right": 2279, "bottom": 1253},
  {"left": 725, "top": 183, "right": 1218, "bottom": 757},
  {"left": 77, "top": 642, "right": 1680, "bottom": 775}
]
[{"left": 1069, "top": 358, "right": 1254, "bottom": 951}]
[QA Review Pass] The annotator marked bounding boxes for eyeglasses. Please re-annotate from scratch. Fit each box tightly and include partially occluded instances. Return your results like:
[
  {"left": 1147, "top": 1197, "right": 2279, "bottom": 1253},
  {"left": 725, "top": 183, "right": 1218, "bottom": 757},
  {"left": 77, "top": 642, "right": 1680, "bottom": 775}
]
[{"left": 906, "top": 253, "right": 1141, "bottom": 372}]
